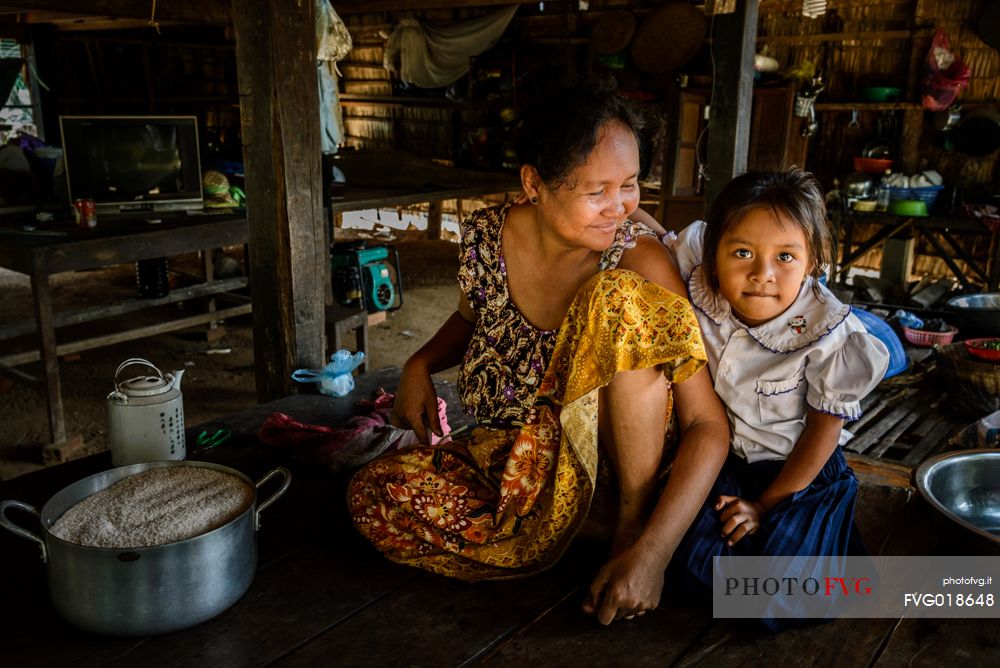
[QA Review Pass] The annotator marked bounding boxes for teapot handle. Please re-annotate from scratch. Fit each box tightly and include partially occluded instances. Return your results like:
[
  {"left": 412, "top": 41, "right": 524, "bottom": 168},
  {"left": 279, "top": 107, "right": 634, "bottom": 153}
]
[{"left": 114, "top": 358, "right": 164, "bottom": 391}]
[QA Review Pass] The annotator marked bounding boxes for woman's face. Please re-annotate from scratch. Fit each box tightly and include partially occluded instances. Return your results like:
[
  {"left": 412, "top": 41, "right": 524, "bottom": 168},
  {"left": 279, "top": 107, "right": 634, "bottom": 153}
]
[{"left": 538, "top": 120, "right": 641, "bottom": 252}]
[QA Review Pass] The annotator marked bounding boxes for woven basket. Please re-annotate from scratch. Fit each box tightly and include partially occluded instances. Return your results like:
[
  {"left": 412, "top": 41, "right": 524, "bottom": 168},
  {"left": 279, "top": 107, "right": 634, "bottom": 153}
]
[
  {"left": 934, "top": 342, "right": 1000, "bottom": 396},
  {"left": 934, "top": 342, "right": 1000, "bottom": 417},
  {"left": 903, "top": 325, "right": 958, "bottom": 347}
]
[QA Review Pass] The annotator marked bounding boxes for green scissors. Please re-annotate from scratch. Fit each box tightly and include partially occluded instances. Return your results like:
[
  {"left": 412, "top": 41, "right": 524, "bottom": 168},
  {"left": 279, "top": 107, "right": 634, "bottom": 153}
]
[{"left": 195, "top": 429, "right": 232, "bottom": 451}]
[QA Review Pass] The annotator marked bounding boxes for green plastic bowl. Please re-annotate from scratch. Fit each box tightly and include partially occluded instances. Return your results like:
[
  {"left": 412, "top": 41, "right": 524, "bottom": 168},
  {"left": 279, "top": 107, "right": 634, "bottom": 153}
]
[
  {"left": 862, "top": 86, "right": 903, "bottom": 102},
  {"left": 888, "top": 199, "right": 928, "bottom": 217}
]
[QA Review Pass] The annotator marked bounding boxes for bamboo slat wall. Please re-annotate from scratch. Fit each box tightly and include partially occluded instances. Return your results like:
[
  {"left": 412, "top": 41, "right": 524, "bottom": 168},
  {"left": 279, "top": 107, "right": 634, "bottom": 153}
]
[
  {"left": 339, "top": 1, "right": 1000, "bottom": 284},
  {"left": 761, "top": 0, "right": 999, "bottom": 282}
]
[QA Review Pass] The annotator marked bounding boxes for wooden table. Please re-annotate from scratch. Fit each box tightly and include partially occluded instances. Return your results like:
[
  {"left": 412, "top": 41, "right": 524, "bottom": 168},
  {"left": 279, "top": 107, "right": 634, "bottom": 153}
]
[
  {"left": 0, "top": 212, "right": 251, "bottom": 453},
  {"left": 832, "top": 210, "right": 1000, "bottom": 291},
  {"left": 1, "top": 368, "right": 996, "bottom": 667},
  {"left": 329, "top": 151, "right": 519, "bottom": 239}
]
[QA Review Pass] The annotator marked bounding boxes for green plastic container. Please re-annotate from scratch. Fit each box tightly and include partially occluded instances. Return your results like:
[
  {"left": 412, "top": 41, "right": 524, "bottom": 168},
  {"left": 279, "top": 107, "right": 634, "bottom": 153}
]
[
  {"left": 862, "top": 86, "right": 903, "bottom": 102},
  {"left": 888, "top": 199, "right": 928, "bottom": 217}
]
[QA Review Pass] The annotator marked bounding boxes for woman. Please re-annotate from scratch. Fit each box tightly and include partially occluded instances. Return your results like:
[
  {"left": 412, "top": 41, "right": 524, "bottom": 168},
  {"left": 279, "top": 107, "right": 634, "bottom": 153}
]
[{"left": 348, "top": 80, "right": 729, "bottom": 625}]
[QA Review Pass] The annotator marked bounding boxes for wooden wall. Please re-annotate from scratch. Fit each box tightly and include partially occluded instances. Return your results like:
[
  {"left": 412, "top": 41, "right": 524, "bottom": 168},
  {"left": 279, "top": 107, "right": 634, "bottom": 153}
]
[
  {"left": 337, "top": 1, "right": 1000, "bottom": 285},
  {"left": 760, "top": 0, "right": 999, "bottom": 280},
  {"left": 32, "top": 25, "right": 241, "bottom": 163}
]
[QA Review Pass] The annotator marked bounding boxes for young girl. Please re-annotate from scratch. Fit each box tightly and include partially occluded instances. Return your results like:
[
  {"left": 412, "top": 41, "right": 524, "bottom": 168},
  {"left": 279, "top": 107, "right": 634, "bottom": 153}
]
[{"left": 661, "top": 169, "right": 889, "bottom": 628}]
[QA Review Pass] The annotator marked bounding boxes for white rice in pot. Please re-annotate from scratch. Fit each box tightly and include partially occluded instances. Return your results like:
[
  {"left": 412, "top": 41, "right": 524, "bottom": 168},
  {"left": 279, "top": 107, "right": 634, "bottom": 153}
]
[{"left": 50, "top": 467, "right": 255, "bottom": 548}]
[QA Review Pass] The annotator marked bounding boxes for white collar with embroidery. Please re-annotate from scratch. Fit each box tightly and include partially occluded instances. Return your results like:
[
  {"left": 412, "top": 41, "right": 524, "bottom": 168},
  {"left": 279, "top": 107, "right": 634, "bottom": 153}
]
[{"left": 688, "top": 264, "right": 851, "bottom": 354}]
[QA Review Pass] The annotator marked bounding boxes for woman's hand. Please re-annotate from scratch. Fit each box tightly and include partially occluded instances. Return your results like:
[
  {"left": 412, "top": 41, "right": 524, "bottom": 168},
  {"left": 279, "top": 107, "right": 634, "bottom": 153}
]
[
  {"left": 582, "top": 544, "right": 665, "bottom": 625},
  {"left": 391, "top": 360, "right": 442, "bottom": 444},
  {"left": 715, "top": 495, "right": 767, "bottom": 546}
]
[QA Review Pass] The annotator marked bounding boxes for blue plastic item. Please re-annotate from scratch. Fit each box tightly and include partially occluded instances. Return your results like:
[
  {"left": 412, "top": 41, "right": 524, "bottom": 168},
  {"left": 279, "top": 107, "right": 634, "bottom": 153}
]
[
  {"left": 894, "top": 309, "right": 924, "bottom": 330},
  {"left": 291, "top": 349, "right": 365, "bottom": 397},
  {"left": 851, "top": 307, "right": 908, "bottom": 379}
]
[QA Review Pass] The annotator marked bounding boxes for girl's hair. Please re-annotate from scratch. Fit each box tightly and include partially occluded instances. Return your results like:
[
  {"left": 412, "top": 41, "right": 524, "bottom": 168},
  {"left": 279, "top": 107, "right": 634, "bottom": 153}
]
[
  {"left": 701, "top": 168, "right": 832, "bottom": 287},
  {"left": 515, "top": 75, "right": 645, "bottom": 189}
]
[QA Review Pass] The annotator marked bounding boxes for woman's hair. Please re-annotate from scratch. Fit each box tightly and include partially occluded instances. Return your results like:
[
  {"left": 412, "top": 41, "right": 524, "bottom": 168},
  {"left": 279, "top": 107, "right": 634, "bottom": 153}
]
[
  {"left": 515, "top": 76, "right": 645, "bottom": 189},
  {"left": 701, "top": 168, "right": 832, "bottom": 287}
]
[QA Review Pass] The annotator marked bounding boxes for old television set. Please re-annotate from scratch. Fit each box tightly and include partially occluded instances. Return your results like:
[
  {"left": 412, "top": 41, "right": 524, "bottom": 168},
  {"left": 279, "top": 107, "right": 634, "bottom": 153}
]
[{"left": 59, "top": 116, "right": 203, "bottom": 215}]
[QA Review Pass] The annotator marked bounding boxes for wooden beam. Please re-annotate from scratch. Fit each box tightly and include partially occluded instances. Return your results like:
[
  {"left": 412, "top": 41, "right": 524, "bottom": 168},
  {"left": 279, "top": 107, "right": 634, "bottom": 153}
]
[
  {"left": 6, "top": 0, "right": 229, "bottom": 24},
  {"left": 757, "top": 29, "right": 933, "bottom": 45},
  {"left": 704, "top": 0, "right": 757, "bottom": 209},
  {"left": 336, "top": 0, "right": 535, "bottom": 14},
  {"left": 233, "top": 0, "right": 325, "bottom": 402}
]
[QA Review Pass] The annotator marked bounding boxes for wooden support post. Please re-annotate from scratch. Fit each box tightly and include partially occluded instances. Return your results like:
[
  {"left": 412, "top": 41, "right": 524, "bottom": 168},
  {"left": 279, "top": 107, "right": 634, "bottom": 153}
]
[
  {"left": 200, "top": 249, "right": 226, "bottom": 342},
  {"left": 704, "top": 0, "right": 757, "bottom": 210},
  {"left": 427, "top": 200, "right": 443, "bottom": 240},
  {"left": 233, "top": 0, "right": 325, "bottom": 401},
  {"left": 899, "top": 109, "right": 922, "bottom": 174},
  {"left": 30, "top": 255, "right": 64, "bottom": 445},
  {"left": 879, "top": 237, "right": 915, "bottom": 289}
]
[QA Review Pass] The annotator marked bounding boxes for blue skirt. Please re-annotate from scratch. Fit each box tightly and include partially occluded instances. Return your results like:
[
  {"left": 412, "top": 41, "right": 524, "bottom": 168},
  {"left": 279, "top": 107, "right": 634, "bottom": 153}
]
[{"left": 667, "top": 447, "right": 866, "bottom": 631}]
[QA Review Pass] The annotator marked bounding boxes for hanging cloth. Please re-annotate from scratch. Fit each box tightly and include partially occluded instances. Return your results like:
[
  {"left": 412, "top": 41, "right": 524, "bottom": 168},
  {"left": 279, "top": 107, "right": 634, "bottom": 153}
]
[
  {"left": 316, "top": 0, "right": 351, "bottom": 154},
  {"left": 383, "top": 5, "right": 517, "bottom": 88}
]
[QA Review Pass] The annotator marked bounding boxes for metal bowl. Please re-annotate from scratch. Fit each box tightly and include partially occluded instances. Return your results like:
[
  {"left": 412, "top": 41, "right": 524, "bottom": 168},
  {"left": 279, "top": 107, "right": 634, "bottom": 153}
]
[
  {"left": 946, "top": 292, "right": 1000, "bottom": 336},
  {"left": 915, "top": 449, "right": 1000, "bottom": 554}
]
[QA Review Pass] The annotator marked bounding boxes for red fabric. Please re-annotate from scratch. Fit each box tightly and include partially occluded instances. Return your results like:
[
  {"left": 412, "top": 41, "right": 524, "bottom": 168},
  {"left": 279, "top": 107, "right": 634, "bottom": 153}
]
[
  {"left": 920, "top": 29, "right": 970, "bottom": 111},
  {"left": 257, "top": 389, "right": 451, "bottom": 471}
]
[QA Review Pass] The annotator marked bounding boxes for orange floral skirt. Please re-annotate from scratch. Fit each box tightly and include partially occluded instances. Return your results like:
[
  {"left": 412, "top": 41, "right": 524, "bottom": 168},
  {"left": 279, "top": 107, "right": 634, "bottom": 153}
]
[{"left": 348, "top": 269, "right": 706, "bottom": 581}]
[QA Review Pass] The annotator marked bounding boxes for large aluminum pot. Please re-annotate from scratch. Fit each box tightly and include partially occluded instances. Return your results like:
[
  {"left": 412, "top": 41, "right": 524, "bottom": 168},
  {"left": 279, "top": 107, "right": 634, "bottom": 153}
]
[
  {"left": 915, "top": 449, "right": 1000, "bottom": 556},
  {"left": 0, "top": 460, "right": 290, "bottom": 636}
]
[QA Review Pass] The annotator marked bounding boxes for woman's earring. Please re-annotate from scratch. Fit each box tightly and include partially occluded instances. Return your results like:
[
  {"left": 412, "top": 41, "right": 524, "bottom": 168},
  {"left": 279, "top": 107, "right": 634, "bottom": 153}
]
[{"left": 529, "top": 196, "right": 540, "bottom": 205}]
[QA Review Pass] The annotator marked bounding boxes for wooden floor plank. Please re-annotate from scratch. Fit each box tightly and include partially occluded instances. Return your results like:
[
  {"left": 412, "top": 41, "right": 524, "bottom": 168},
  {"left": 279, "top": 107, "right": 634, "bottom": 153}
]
[
  {"left": 864, "top": 390, "right": 941, "bottom": 458},
  {"left": 100, "top": 540, "right": 417, "bottom": 667},
  {"left": 480, "top": 593, "right": 713, "bottom": 667},
  {"left": 671, "top": 617, "right": 898, "bottom": 668},
  {"left": 849, "top": 388, "right": 912, "bottom": 436},
  {"left": 270, "top": 550, "right": 597, "bottom": 668},
  {"left": 848, "top": 389, "right": 929, "bottom": 455},
  {"left": 901, "top": 417, "right": 964, "bottom": 468},
  {"left": 871, "top": 618, "right": 1000, "bottom": 668}
]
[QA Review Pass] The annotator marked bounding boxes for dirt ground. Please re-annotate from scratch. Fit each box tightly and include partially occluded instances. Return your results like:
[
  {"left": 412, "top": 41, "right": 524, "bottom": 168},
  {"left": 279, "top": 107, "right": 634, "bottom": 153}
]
[{"left": 0, "top": 233, "right": 460, "bottom": 480}]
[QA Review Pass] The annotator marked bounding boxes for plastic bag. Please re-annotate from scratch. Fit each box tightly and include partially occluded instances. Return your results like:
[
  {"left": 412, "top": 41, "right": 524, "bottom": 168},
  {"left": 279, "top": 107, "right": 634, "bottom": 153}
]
[
  {"left": 291, "top": 349, "right": 365, "bottom": 397},
  {"left": 920, "top": 29, "right": 970, "bottom": 111},
  {"left": 316, "top": 0, "right": 352, "bottom": 63}
]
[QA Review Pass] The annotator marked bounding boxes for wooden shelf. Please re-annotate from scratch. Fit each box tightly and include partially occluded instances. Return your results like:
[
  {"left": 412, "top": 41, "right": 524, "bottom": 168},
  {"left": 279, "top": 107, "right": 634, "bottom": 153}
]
[
  {"left": 814, "top": 102, "right": 923, "bottom": 112},
  {"left": 757, "top": 28, "right": 932, "bottom": 45},
  {"left": 340, "top": 94, "right": 488, "bottom": 108}
]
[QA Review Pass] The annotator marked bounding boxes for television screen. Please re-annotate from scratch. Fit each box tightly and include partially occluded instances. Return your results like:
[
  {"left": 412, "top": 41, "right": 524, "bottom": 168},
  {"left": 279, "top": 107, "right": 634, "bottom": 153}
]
[{"left": 60, "top": 116, "right": 203, "bottom": 215}]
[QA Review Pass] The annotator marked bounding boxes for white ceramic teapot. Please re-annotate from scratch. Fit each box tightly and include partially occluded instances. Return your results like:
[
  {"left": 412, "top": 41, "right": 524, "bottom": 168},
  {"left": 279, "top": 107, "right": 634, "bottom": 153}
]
[{"left": 107, "top": 358, "right": 186, "bottom": 466}]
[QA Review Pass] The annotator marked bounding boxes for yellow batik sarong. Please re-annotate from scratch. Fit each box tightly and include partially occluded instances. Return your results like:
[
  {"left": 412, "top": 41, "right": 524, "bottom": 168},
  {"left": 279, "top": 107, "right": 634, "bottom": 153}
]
[{"left": 348, "top": 269, "right": 706, "bottom": 581}]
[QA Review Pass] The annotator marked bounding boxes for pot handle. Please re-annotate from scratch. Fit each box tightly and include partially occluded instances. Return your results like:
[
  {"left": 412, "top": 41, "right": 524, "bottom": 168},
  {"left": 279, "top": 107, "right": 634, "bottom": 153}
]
[
  {"left": 0, "top": 500, "right": 47, "bottom": 563},
  {"left": 254, "top": 467, "right": 291, "bottom": 530},
  {"left": 114, "top": 358, "right": 164, "bottom": 392}
]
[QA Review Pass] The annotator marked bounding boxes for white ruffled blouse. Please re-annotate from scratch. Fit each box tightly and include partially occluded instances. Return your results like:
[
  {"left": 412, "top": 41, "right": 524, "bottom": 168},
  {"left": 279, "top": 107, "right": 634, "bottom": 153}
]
[{"left": 666, "top": 221, "right": 890, "bottom": 462}]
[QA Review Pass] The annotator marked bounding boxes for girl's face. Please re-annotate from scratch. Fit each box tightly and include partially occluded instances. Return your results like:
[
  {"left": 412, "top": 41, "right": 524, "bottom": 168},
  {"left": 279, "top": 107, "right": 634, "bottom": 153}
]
[
  {"left": 714, "top": 207, "right": 814, "bottom": 327},
  {"left": 536, "top": 120, "right": 641, "bottom": 252}
]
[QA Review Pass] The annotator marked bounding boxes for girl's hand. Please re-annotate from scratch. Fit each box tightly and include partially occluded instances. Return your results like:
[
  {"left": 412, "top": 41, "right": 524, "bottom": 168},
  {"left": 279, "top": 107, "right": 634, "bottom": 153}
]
[
  {"left": 582, "top": 545, "right": 664, "bottom": 625},
  {"left": 715, "top": 495, "right": 767, "bottom": 546}
]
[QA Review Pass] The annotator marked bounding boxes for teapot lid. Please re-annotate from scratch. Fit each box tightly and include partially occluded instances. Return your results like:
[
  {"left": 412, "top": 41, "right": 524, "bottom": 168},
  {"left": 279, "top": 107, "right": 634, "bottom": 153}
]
[{"left": 118, "top": 374, "right": 174, "bottom": 397}]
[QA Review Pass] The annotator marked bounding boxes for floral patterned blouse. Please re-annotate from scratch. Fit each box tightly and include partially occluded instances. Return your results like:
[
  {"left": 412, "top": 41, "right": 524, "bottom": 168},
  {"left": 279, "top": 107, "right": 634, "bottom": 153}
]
[{"left": 457, "top": 200, "right": 657, "bottom": 427}]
